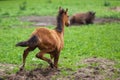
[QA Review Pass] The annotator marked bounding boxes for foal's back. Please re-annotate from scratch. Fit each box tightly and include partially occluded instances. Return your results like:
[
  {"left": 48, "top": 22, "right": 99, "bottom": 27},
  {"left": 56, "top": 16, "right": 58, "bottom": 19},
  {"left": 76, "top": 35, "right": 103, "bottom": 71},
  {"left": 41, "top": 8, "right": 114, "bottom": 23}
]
[{"left": 32, "top": 27, "right": 63, "bottom": 51}]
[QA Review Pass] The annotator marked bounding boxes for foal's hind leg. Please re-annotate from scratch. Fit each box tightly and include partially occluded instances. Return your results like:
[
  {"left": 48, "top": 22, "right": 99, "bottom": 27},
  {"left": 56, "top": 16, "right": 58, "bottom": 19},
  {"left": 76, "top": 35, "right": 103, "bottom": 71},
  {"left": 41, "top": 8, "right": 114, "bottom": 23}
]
[
  {"left": 36, "top": 50, "right": 54, "bottom": 68},
  {"left": 50, "top": 54, "right": 54, "bottom": 61},
  {"left": 20, "top": 47, "right": 36, "bottom": 71}
]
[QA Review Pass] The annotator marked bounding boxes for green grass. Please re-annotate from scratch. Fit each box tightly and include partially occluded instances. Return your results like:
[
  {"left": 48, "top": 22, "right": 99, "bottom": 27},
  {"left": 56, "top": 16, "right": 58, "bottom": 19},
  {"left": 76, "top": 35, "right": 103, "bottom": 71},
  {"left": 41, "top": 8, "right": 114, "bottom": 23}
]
[
  {"left": 0, "top": 0, "right": 120, "bottom": 29},
  {"left": 63, "top": 23, "right": 120, "bottom": 68},
  {"left": 0, "top": 23, "right": 120, "bottom": 69},
  {"left": 0, "top": 0, "right": 120, "bottom": 17},
  {"left": 0, "top": 0, "right": 120, "bottom": 78}
]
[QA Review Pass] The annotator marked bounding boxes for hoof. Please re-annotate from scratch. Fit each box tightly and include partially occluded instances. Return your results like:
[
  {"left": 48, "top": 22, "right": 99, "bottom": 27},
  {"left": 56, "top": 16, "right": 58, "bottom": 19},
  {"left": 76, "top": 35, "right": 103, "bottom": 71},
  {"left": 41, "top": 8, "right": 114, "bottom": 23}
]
[
  {"left": 50, "top": 63, "right": 54, "bottom": 68},
  {"left": 19, "top": 66, "right": 24, "bottom": 71}
]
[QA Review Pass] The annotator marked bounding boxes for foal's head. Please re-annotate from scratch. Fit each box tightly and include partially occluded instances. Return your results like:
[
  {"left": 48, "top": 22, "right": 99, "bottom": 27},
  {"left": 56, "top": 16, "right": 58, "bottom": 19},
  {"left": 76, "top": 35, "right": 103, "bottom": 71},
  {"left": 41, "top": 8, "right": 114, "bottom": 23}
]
[
  {"left": 58, "top": 7, "right": 70, "bottom": 26},
  {"left": 88, "top": 11, "right": 96, "bottom": 20}
]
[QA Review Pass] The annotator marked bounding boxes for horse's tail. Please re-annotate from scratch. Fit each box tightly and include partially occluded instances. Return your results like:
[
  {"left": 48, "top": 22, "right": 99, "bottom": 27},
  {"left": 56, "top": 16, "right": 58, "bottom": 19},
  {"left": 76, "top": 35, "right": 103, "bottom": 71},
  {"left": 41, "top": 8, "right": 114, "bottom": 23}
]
[{"left": 16, "top": 35, "right": 38, "bottom": 47}]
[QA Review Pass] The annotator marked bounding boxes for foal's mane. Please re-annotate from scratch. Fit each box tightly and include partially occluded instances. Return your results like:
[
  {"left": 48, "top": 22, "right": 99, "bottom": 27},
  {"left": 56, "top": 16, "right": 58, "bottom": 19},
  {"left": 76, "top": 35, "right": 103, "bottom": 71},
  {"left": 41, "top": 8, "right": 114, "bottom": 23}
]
[{"left": 55, "top": 9, "right": 65, "bottom": 33}]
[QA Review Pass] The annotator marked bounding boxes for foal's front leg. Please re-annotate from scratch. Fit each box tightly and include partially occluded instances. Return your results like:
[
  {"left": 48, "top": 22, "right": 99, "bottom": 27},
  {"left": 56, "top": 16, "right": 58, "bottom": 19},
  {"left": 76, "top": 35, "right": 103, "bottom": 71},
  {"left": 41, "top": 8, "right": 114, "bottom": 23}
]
[
  {"left": 82, "top": 20, "right": 86, "bottom": 24},
  {"left": 20, "top": 47, "right": 35, "bottom": 71},
  {"left": 36, "top": 51, "right": 54, "bottom": 68},
  {"left": 54, "top": 52, "right": 60, "bottom": 68}
]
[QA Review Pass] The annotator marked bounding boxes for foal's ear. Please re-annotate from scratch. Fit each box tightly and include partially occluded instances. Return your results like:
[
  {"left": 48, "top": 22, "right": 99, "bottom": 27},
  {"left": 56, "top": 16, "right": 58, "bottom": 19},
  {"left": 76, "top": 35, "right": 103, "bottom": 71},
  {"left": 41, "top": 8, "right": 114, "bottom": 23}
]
[
  {"left": 66, "top": 8, "right": 68, "bottom": 13},
  {"left": 59, "top": 6, "right": 62, "bottom": 11},
  {"left": 93, "top": 12, "right": 96, "bottom": 15}
]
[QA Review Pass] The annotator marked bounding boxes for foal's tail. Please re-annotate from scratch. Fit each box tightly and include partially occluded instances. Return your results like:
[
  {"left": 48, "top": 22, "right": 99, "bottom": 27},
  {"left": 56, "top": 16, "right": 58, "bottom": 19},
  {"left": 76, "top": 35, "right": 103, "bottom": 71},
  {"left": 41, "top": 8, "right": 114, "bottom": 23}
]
[{"left": 16, "top": 35, "right": 38, "bottom": 47}]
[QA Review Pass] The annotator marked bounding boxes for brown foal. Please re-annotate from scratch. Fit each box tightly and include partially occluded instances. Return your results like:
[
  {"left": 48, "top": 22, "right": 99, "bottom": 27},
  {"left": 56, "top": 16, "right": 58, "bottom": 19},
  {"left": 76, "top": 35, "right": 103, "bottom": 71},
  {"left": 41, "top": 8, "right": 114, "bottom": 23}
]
[{"left": 16, "top": 7, "right": 70, "bottom": 70}]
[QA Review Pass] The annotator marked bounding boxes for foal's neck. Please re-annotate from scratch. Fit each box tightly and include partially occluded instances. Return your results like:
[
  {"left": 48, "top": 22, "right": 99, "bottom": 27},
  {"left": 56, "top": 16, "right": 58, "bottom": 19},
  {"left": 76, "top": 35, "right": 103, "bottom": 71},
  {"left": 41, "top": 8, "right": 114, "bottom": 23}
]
[{"left": 55, "top": 15, "right": 64, "bottom": 33}]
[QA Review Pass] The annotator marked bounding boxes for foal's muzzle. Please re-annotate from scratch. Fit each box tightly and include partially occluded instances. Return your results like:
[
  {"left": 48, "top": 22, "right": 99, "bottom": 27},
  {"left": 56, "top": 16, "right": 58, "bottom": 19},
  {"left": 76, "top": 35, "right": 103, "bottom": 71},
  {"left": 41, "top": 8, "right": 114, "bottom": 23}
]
[{"left": 65, "top": 21, "right": 70, "bottom": 27}]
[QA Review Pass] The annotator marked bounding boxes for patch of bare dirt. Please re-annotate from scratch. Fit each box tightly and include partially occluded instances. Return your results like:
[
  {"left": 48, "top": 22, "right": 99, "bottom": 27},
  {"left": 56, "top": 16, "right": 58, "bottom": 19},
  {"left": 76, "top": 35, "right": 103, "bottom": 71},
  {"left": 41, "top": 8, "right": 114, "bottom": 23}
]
[
  {"left": 20, "top": 16, "right": 56, "bottom": 27},
  {"left": 8, "top": 68, "right": 60, "bottom": 80},
  {"left": 0, "top": 63, "right": 17, "bottom": 79},
  {"left": 110, "top": 6, "right": 120, "bottom": 12},
  {"left": 1, "top": 57, "right": 120, "bottom": 80},
  {"left": 20, "top": 16, "right": 120, "bottom": 27},
  {"left": 94, "top": 18, "right": 120, "bottom": 24},
  {"left": 66, "top": 57, "right": 120, "bottom": 80}
]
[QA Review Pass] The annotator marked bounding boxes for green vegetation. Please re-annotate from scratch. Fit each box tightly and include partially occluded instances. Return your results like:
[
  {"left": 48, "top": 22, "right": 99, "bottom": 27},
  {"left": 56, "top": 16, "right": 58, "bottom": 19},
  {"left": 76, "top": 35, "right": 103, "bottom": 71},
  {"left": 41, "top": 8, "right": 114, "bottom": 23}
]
[
  {"left": 0, "top": 0, "right": 120, "bottom": 17},
  {"left": 0, "top": 23, "right": 120, "bottom": 70},
  {"left": 0, "top": 0, "right": 120, "bottom": 77}
]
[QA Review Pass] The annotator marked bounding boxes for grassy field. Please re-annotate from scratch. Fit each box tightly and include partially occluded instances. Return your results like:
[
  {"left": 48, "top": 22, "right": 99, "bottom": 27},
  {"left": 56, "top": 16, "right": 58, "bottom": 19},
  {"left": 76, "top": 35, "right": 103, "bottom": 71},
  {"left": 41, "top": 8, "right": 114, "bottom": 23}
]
[
  {"left": 0, "top": 23, "right": 120, "bottom": 69},
  {"left": 0, "top": 0, "right": 120, "bottom": 28},
  {"left": 0, "top": 0, "right": 120, "bottom": 17},
  {"left": 0, "top": 0, "right": 120, "bottom": 79}
]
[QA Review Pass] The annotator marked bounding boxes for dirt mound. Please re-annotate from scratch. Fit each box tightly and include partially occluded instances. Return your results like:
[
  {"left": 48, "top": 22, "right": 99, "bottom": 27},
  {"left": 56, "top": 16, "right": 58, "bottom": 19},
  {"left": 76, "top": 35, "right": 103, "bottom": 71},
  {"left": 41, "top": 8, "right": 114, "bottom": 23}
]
[
  {"left": 8, "top": 68, "right": 60, "bottom": 80},
  {"left": 0, "top": 63, "right": 17, "bottom": 79},
  {"left": 20, "top": 16, "right": 120, "bottom": 27},
  {"left": 67, "top": 57, "right": 120, "bottom": 80},
  {"left": 1, "top": 57, "right": 120, "bottom": 80}
]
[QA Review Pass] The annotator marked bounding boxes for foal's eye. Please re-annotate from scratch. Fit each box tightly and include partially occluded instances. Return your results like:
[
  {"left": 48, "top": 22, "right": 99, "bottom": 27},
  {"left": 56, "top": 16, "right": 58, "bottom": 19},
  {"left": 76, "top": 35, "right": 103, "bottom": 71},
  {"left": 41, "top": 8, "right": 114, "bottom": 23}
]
[{"left": 67, "top": 16, "right": 69, "bottom": 17}]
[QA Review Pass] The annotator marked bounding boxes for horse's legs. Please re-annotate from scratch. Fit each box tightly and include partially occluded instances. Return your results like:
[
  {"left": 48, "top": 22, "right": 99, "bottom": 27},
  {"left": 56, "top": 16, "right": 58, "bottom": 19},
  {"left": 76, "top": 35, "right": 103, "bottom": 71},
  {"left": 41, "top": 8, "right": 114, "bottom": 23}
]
[
  {"left": 50, "top": 54, "right": 54, "bottom": 60},
  {"left": 54, "top": 53, "right": 60, "bottom": 68},
  {"left": 20, "top": 47, "right": 36, "bottom": 71},
  {"left": 82, "top": 20, "right": 86, "bottom": 24},
  {"left": 36, "top": 50, "right": 54, "bottom": 68}
]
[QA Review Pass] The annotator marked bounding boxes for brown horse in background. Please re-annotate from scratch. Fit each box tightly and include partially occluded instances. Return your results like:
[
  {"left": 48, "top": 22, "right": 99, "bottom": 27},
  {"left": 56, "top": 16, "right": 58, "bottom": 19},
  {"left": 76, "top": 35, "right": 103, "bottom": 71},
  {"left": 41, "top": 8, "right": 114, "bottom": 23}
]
[
  {"left": 16, "top": 7, "right": 70, "bottom": 70},
  {"left": 70, "top": 11, "right": 95, "bottom": 25}
]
